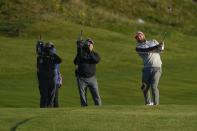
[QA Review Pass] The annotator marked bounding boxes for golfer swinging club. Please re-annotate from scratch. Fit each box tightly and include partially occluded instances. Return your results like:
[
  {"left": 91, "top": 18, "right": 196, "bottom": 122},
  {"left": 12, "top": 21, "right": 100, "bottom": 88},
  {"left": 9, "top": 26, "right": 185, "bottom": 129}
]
[{"left": 135, "top": 31, "right": 164, "bottom": 105}]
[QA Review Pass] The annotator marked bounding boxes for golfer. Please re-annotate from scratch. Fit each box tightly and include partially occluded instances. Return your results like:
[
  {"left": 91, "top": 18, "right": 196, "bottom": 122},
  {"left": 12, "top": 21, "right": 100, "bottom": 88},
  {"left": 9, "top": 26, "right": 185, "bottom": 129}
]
[{"left": 135, "top": 31, "right": 164, "bottom": 105}]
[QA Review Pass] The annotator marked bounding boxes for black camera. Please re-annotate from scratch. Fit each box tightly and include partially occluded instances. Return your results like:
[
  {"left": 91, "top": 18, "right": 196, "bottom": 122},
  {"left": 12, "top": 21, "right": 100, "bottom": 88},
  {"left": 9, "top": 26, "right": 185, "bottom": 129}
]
[
  {"left": 44, "top": 43, "right": 55, "bottom": 55},
  {"left": 36, "top": 41, "right": 55, "bottom": 56},
  {"left": 76, "top": 38, "right": 93, "bottom": 53}
]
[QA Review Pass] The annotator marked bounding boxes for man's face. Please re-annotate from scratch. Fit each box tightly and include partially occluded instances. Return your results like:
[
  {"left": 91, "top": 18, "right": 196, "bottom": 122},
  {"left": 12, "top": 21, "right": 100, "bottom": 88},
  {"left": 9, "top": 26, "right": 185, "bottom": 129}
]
[
  {"left": 89, "top": 43, "right": 93, "bottom": 51},
  {"left": 136, "top": 33, "right": 145, "bottom": 42}
]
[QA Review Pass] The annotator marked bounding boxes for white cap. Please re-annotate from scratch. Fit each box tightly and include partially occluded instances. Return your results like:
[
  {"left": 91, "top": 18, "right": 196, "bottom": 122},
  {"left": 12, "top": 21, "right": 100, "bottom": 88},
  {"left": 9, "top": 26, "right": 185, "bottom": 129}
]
[{"left": 134, "top": 31, "right": 144, "bottom": 39}]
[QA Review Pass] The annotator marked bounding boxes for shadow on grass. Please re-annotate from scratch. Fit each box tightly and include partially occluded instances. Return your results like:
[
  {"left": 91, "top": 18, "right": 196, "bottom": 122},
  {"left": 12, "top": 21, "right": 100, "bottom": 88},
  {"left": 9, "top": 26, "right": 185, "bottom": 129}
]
[{"left": 11, "top": 117, "right": 34, "bottom": 131}]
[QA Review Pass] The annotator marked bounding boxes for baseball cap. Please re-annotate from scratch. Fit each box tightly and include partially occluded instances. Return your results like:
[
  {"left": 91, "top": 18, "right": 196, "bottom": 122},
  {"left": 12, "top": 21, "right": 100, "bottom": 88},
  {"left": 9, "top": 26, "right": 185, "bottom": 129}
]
[{"left": 134, "top": 31, "right": 144, "bottom": 39}]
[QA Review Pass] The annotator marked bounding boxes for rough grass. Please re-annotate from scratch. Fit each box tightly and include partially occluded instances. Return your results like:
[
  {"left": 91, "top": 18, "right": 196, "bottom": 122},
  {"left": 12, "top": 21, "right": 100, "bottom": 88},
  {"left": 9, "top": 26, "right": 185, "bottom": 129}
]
[{"left": 1, "top": 0, "right": 197, "bottom": 37}]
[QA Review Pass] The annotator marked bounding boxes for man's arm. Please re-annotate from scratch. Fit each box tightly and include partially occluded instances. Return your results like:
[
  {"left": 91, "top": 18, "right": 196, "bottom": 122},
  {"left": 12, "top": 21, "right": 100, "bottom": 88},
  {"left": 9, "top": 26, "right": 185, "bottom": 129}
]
[
  {"left": 54, "top": 54, "right": 62, "bottom": 64},
  {"left": 89, "top": 52, "right": 100, "bottom": 64},
  {"left": 74, "top": 54, "right": 80, "bottom": 65},
  {"left": 136, "top": 40, "right": 164, "bottom": 53}
]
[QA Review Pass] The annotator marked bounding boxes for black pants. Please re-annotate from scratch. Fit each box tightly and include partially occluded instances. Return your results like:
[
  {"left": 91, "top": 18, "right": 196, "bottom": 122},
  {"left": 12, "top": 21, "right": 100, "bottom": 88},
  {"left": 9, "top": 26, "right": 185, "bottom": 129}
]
[
  {"left": 37, "top": 72, "right": 57, "bottom": 108},
  {"left": 54, "top": 87, "right": 59, "bottom": 107}
]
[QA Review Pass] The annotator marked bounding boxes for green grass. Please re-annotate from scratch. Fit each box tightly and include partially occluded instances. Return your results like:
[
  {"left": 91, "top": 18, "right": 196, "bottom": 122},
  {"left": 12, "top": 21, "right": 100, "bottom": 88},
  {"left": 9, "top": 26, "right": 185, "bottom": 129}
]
[
  {"left": 0, "top": 0, "right": 197, "bottom": 130},
  {"left": 0, "top": 21, "right": 197, "bottom": 108},
  {"left": 0, "top": 105, "right": 197, "bottom": 131},
  {"left": 1, "top": 0, "right": 197, "bottom": 37}
]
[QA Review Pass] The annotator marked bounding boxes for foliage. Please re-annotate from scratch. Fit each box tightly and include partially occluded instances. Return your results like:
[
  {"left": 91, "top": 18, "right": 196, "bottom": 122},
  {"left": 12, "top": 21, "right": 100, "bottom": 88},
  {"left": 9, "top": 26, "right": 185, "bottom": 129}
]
[{"left": 0, "top": 0, "right": 196, "bottom": 36}]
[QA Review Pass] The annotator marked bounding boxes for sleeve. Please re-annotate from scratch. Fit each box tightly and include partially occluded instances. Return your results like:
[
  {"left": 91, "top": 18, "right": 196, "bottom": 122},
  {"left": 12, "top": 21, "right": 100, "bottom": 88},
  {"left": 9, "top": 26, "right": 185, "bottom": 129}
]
[
  {"left": 153, "top": 40, "right": 165, "bottom": 52},
  {"left": 74, "top": 52, "right": 90, "bottom": 65},
  {"left": 54, "top": 54, "right": 62, "bottom": 64},
  {"left": 136, "top": 40, "right": 164, "bottom": 53},
  {"left": 74, "top": 54, "right": 80, "bottom": 65},
  {"left": 89, "top": 52, "right": 100, "bottom": 64}
]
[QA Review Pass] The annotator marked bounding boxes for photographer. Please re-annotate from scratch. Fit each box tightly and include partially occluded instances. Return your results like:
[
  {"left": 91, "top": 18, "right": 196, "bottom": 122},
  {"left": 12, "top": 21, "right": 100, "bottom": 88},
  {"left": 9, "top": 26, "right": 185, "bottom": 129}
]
[
  {"left": 74, "top": 38, "right": 102, "bottom": 107},
  {"left": 36, "top": 42, "right": 62, "bottom": 108}
]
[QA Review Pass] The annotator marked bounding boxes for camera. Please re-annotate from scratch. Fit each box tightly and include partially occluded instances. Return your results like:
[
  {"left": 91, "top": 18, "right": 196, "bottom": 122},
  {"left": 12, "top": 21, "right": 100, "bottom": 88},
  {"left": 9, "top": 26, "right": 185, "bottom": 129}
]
[
  {"left": 36, "top": 41, "right": 55, "bottom": 56},
  {"left": 44, "top": 43, "right": 55, "bottom": 55},
  {"left": 76, "top": 38, "right": 93, "bottom": 53}
]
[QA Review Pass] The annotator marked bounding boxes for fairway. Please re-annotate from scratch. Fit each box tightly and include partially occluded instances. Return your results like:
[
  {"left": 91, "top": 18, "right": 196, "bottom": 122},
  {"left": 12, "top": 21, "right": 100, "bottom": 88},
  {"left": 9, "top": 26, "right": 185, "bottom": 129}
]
[
  {"left": 0, "top": 22, "right": 197, "bottom": 108},
  {"left": 1, "top": 105, "right": 197, "bottom": 131}
]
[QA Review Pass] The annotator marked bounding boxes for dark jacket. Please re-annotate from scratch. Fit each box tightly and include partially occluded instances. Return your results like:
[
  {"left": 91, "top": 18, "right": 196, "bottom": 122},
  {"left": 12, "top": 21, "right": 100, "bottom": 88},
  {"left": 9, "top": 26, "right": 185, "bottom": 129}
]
[
  {"left": 74, "top": 51, "right": 100, "bottom": 78},
  {"left": 37, "top": 53, "right": 62, "bottom": 78}
]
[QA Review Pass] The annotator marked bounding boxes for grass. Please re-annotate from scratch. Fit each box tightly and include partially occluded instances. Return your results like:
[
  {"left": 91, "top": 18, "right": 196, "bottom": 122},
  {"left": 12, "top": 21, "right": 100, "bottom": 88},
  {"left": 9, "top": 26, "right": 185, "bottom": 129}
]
[
  {"left": 0, "top": 1, "right": 197, "bottom": 130},
  {"left": 0, "top": 105, "right": 197, "bottom": 131},
  {"left": 0, "top": 21, "right": 197, "bottom": 108}
]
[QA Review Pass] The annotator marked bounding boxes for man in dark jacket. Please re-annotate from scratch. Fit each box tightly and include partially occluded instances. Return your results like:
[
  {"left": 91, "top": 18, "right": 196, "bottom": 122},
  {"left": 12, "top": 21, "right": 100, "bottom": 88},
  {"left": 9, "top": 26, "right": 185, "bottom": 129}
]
[
  {"left": 37, "top": 42, "right": 62, "bottom": 108},
  {"left": 74, "top": 38, "right": 102, "bottom": 107}
]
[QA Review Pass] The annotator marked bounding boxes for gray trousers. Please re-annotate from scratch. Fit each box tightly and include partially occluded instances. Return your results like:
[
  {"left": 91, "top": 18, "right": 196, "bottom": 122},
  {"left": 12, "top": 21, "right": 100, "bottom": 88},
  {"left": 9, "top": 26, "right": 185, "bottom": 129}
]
[
  {"left": 76, "top": 76, "right": 102, "bottom": 107},
  {"left": 141, "top": 67, "right": 162, "bottom": 105}
]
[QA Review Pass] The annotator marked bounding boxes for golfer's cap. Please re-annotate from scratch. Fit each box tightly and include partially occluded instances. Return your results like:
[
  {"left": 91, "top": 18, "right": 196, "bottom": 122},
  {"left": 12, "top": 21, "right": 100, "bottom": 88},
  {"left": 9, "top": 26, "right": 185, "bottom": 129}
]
[{"left": 134, "top": 31, "right": 144, "bottom": 39}]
